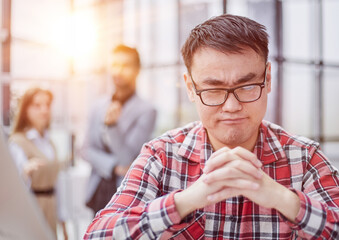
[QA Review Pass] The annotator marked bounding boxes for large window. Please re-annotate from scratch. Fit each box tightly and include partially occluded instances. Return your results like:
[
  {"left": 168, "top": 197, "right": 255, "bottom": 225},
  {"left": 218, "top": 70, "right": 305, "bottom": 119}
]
[
  {"left": 282, "top": 0, "right": 339, "bottom": 159},
  {"left": 2, "top": 0, "right": 339, "bottom": 159}
]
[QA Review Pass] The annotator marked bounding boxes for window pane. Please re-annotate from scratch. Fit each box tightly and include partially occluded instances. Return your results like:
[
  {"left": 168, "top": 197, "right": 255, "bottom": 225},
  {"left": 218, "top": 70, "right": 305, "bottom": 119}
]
[
  {"left": 143, "top": 0, "right": 178, "bottom": 65},
  {"left": 11, "top": 0, "right": 69, "bottom": 44},
  {"left": 227, "top": 0, "right": 276, "bottom": 58},
  {"left": 282, "top": 63, "right": 315, "bottom": 137},
  {"left": 282, "top": 0, "right": 315, "bottom": 60},
  {"left": 139, "top": 66, "right": 180, "bottom": 134},
  {"left": 180, "top": 0, "right": 222, "bottom": 57},
  {"left": 323, "top": 0, "right": 339, "bottom": 63},
  {"left": 322, "top": 142, "right": 339, "bottom": 169},
  {"left": 323, "top": 67, "right": 339, "bottom": 139},
  {"left": 11, "top": 41, "right": 69, "bottom": 79}
]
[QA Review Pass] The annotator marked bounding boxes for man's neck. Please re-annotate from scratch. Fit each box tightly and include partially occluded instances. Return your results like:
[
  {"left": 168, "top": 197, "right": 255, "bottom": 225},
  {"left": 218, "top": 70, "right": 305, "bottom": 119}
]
[
  {"left": 208, "top": 130, "right": 260, "bottom": 152},
  {"left": 112, "top": 87, "right": 135, "bottom": 104}
]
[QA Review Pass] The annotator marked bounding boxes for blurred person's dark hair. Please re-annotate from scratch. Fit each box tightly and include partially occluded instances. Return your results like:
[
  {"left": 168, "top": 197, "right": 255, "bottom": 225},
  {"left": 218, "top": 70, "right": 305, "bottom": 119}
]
[
  {"left": 112, "top": 44, "right": 141, "bottom": 69},
  {"left": 11, "top": 87, "right": 53, "bottom": 134},
  {"left": 181, "top": 14, "right": 269, "bottom": 75}
]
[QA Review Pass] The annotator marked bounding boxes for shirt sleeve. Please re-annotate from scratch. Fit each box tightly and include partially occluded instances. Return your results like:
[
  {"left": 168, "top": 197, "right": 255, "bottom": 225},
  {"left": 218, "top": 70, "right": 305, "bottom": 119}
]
[
  {"left": 83, "top": 144, "right": 191, "bottom": 240},
  {"left": 280, "top": 149, "right": 339, "bottom": 239},
  {"left": 8, "top": 142, "right": 32, "bottom": 186}
]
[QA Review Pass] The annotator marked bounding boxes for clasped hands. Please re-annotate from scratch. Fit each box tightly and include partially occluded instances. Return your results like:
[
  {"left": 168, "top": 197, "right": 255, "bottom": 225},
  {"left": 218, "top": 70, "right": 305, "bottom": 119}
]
[
  {"left": 175, "top": 146, "right": 299, "bottom": 221},
  {"left": 201, "top": 146, "right": 270, "bottom": 207}
]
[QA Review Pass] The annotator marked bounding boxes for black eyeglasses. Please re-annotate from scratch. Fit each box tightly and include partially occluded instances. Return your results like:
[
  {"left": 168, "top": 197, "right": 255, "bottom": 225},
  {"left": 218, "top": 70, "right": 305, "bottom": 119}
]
[{"left": 190, "top": 65, "right": 268, "bottom": 106}]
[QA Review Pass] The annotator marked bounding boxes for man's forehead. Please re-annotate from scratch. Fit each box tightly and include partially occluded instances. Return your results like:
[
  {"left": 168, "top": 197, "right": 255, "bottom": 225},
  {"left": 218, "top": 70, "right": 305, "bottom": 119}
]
[
  {"left": 191, "top": 48, "right": 264, "bottom": 74},
  {"left": 190, "top": 60, "right": 266, "bottom": 86},
  {"left": 111, "top": 52, "right": 138, "bottom": 65},
  {"left": 112, "top": 51, "right": 134, "bottom": 60},
  {"left": 191, "top": 46, "right": 264, "bottom": 64}
]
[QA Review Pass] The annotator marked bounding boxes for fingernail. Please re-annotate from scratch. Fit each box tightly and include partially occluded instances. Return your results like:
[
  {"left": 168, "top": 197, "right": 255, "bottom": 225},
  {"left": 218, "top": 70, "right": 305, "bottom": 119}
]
[
  {"left": 203, "top": 176, "right": 209, "bottom": 183},
  {"left": 203, "top": 166, "right": 209, "bottom": 173},
  {"left": 257, "top": 160, "right": 262, "bottom": 167},
  {"left": 257, "top": 171, "right": 263, "bottom": 178}
]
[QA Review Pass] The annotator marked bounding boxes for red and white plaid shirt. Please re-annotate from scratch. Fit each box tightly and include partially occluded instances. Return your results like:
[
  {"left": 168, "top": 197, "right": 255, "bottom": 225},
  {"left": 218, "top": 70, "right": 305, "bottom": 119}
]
[{"left": 84, "top": 121, "right": 339, "bottom": 239}]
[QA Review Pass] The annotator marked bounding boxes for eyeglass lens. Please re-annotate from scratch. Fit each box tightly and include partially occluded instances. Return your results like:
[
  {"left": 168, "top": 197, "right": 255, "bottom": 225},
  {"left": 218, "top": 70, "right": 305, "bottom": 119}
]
[{"left": 200, "top": 85, "right": 262, "bottom": 105}]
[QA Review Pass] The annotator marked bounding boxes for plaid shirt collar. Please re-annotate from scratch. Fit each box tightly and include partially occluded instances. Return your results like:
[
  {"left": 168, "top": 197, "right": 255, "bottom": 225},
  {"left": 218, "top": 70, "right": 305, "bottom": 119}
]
[
  {"left": 255, "top": 121, "right": 287, "bottom": 165},
  {"left": 177, "top": 121, "right": 286, "bottom": 166},
  {"left": 177, "top": 122, "right": 212, "bottom": 166}
]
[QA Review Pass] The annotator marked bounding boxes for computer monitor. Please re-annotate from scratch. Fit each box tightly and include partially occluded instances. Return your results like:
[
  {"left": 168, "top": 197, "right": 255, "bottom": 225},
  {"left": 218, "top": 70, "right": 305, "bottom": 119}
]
[{"left": 0, "top": 127, "right": 55, "bottom": 240}]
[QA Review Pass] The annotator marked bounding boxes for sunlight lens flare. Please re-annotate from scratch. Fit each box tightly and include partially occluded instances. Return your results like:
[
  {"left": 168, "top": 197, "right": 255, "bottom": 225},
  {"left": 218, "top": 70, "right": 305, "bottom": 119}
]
[{"left": 51, "top": 11, "right": 98, "bottom": 59}]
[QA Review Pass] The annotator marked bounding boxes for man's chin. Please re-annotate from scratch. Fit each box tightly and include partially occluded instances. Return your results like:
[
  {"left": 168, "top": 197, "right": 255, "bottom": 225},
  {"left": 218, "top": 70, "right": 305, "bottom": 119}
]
[
  {"left": 222, "top": 135, "right": 244, "bottom": 147},
  {"left": 114, "top": 83, "right": 130, "bottom": 90},
  {"left": 208, "top": 129, "right": 244, "bottom": 149}
]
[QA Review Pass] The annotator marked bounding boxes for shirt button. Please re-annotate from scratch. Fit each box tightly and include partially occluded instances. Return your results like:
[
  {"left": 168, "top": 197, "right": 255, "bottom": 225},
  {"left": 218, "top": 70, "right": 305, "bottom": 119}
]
[{"left": 229, "top": 215, "right": 235, "bottom": 221}]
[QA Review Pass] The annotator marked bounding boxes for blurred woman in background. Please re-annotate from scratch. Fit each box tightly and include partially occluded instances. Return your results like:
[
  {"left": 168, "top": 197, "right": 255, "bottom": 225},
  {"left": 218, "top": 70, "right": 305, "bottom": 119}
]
[{"left": 8, "top": 87, "right": 68, "bottom": 240}]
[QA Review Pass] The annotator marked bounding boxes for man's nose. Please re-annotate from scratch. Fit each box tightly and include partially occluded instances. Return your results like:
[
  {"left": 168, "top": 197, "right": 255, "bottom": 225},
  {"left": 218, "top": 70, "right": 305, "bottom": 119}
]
[
  {"left": 115, "top": 65, "right": 124, "bottom": 75},
  {"left": 41, "top": 104, "right": 50, "bottom": 113},
  {"left": 221, "top": 92, "right": 242, "bottom": 112}
]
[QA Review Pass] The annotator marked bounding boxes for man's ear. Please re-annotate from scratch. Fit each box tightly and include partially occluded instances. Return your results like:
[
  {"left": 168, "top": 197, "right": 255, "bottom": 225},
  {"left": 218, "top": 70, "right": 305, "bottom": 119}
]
[
  {"left": 183, "top": 73, "right": 195, "bottom": 102},
  {"left": 266, "top": 62, "right": 272, "bottom": 93}
]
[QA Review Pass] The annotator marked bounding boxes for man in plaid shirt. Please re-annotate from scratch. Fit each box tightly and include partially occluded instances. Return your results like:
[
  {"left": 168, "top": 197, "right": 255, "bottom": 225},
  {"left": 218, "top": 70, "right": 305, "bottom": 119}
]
[{"left": 84, "top": 14, "right": 339, "bottom": 239}]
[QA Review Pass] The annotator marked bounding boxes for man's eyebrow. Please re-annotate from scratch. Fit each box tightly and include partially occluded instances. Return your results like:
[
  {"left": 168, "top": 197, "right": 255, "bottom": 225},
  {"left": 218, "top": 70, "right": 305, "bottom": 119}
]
[
  {"left": 201, "top": 79, "right": 225, "bottom": 86},
  {"left": 234, "top": 72, "right": 257, "bottom": 85},
  {"left": 201, "top": 72, "right": 258, "bottom": 86}
]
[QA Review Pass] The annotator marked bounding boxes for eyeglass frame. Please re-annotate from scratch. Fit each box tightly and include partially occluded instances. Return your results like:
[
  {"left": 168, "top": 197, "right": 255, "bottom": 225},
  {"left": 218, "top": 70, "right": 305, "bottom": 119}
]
[{"left": 189, "top": 63, "right": 268, "bottom": 106}]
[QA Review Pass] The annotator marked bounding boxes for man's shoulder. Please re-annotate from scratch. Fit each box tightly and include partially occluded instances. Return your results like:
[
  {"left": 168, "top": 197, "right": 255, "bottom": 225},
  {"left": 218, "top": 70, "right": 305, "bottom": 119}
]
[
  {"left": 88, "top": 95, "right": 110, "bottom": 111},
  {"left": 262, "top": 120, "right": 319, "bottom": 149},
  {"left": 93, "top": 95, "right": 111, "bottom": 106},
  {"left": 131, "top": 94, "right": 156, "bottom": 112}
]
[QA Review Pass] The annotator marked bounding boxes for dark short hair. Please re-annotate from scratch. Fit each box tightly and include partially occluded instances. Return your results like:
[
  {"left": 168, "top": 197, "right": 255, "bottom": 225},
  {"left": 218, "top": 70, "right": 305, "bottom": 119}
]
[
  {"left": 112, "top": 44, "right": 141, "bottom": 69},
  {"left": 181, "top": 14, "right": 269, "bottom": 74}
]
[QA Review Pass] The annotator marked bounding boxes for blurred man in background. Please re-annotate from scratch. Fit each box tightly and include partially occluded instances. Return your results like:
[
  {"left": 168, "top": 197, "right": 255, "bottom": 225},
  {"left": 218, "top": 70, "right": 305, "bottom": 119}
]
[{"left": 81, "top": 44, "right": 157, "bottom": 214}]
